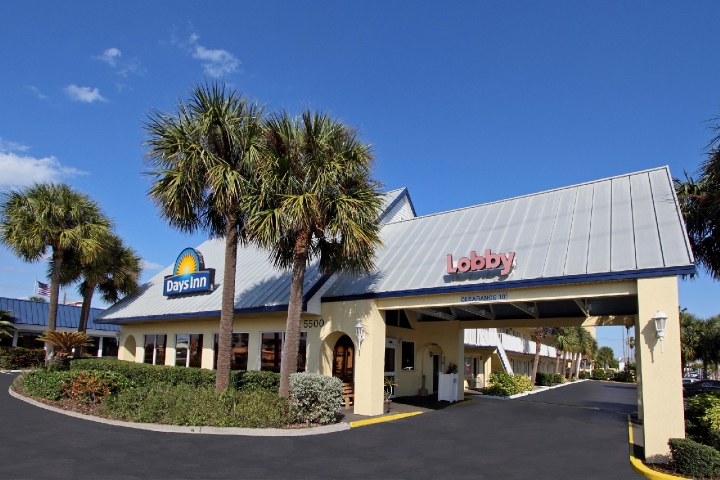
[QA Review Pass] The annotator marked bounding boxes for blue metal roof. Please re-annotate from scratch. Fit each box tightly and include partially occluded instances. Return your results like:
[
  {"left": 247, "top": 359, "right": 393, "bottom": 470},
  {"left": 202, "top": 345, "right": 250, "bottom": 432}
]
[{"left": 0, "top": 297, "right": 118, "bottom": 331}]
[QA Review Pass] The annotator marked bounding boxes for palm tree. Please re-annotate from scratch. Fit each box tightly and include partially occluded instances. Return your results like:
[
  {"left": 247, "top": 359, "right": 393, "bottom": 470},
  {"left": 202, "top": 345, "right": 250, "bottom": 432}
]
[
  {"left": 696, "top": 316, "right": 720, "bottom": 379},
  {"left": 531, "top": 327, "right": 549, "bottom": 382},
  {"left": 55, "top": 233, "right": 141, "bottom": 355},
  {"left": 576, "top": 327, "right": 594, "bottom": 376},
  {"left": 0, "top": 183, "right": 112, "bottom": 356},
  {"left": 145, "top": 83, "right": 264, "bottom": 393},
  {"left": 0, "top": 309, "right": 14, "bottom": 339},
  {"left": 248, "top": 110, "right": 383, "bottom": 397},
  {"left": 674, "top": 120, "right": 720, "bottom": 279},
  {"left": 680, "top": 309, "right": 702, "bottom": 374},
  {"left": 553, "top": 327, "right": 571, "bottom": 375},
  {"left": 37, "top": 331, "right": 94, "bottom": 357}
]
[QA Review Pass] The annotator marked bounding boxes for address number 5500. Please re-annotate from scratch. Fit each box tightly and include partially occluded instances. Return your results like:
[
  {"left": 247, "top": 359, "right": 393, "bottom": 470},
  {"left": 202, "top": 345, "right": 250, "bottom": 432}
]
[{"left": 303, "top": 319, "right": 325, "bottom": 328}]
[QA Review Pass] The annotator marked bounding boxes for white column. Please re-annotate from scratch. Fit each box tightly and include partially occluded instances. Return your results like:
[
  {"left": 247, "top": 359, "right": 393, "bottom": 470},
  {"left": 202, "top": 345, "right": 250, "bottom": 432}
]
[
  {"left": 11, "top": 330, "right": 18, "bottom": 347},
  {"left": 98, "top": 337, "right": 104, "bottom": 357}
]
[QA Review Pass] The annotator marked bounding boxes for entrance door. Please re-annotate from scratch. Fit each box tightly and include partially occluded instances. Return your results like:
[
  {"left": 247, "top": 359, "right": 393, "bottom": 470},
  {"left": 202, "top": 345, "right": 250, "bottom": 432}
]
[
  {"left": 384, "top": 338, "right": 397, "bottom": 398},
  {"left": 432, "top": 354, "right": 440, "bottom": 393},
  {"left": 333, "top": 335, "right": 355, "bottom": 383}
]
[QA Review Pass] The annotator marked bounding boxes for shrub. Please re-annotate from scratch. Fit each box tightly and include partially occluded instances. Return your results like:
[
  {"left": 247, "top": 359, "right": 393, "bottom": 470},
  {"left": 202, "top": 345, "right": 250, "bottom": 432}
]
[
  {"left": 535, "top": 372, "right": 553, "bottom": 386},
  {"left": 578, "top": 371, "right": 590, "bottom": 380},
  {"left": 65, "top": 370, "right": 132, "bottom": 404},
  {"left": 101, "top": 384, "right": 294, "bottom": 428},
  {"left": 481, "top": 372, "right": 534, "bottom": 397},
  {"left": 686, "top": 392, "right": 720, "bottom": 450},
  {"left": 669, "top": 438, "right": 720, "bottom": 478},
  {"left": 289, "top": 372, "right": 342, "bottom": 425},
  {"left": 232, "top": 370, "right": 280, "bottom": 393},
  {"left": 591, "top": 368, "right": 605, "bottom": 380},
  {"left": 612, "top": 368, "right": 636, "bottom": 383},
  {"left": 70, "top": 358, "right": 216, "bottom": 388},
  {"left": 0, "top": 347, "right": 45, "bottom": 369},
  {"left": 552, "top": 373, "right": 566, "bottom": 384},
  {"left": 22, "top": 370, "right": 70, "bottom": 401}
]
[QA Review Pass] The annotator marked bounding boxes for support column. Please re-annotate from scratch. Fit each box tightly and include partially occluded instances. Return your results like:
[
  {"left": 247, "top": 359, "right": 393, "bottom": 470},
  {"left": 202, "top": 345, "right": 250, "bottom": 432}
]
[
  {"left": 635, "top": 319, "right": 643, "bottom": 421},
  {"left": 11, "top": 330, "right": 18, "bottom": 347},
  {"left": 353, "top": 304, "right": 386, "bottom": 416},
  {"left": 636, "top": 276, "right": 684, "bottom": 462}
]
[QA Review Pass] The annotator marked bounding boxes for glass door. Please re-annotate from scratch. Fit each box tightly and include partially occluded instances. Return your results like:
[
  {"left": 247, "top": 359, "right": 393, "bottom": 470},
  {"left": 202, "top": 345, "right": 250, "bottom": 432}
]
[{"left": 384, "top": 338, "right": 397, "bottom": 398}]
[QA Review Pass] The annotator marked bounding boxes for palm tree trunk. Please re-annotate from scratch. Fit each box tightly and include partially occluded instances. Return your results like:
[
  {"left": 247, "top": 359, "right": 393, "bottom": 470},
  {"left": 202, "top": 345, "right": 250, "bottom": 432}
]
[
  {"left": 215, "top": 215, "right": 239, "bottom": 393},
  {"left": 74, "top": 282, "right": 96, "bottom": 358},
  {"left": 563, "top": 351, "right": 568, "bottom": 378},
  {"left": 531, "top": 341, "right": 541, "bottom": 384},
  {"left": 576, "top": 353, "right": 582, "bottom": 377},
  {"left": 46, "top": 247, "right": 64, "bottom": 359},
  {"left": 279, "top": 229, "right": 311, "bottom": 398}
]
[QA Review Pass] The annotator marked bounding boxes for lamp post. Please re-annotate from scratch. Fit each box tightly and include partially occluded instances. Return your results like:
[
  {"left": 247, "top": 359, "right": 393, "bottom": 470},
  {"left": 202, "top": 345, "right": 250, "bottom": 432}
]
[
  {"left": 355, "top": 320, "right": 366, "bottom": 353},
  {"left": 652, "top": 310, "right": 667, "bottom": 353}
]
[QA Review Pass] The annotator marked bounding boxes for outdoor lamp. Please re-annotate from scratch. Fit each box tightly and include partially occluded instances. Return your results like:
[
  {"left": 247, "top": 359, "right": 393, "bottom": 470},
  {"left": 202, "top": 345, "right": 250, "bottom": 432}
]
[
  {"left": 653, "top": 310, "right": 668, "bottom": 353},
  {"left": 355, "top": 319, "right": 366, "bottom": 353}
]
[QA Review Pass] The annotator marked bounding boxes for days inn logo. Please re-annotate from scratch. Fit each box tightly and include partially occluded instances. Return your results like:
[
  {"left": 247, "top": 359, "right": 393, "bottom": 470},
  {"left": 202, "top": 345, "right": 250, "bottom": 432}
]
[{"left": 163, "top": 248, "right": 215, "bottom": 296}]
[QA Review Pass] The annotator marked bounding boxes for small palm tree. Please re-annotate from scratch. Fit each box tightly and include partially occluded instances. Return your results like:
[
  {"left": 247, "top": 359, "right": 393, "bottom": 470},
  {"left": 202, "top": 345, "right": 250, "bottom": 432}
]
[
  {"left": 145, "top": 83, "right": 264, "bottom": 393},
  {"left": 0, "top": 309, "right": 14, "bottom": 338},
  {"left": 531, "top": 327, "right": 549, "bottom": 383},
  {"left": 553, "top": 327, "right": 571, "bottom": 375},
  {"left": 37, "top": 331, "right": 94, "bottom": 357},
  {"left": 249, "top": 110, "right": 383, "bottom": 397},
  {"left": 0, "top": 183, "right": 111, "bottom": 355}
]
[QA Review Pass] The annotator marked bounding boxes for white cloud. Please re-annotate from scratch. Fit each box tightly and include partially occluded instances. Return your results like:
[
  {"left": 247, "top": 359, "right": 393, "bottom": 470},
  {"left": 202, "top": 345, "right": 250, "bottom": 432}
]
[
  {"left": 25, "top": 85, "right": 48, "bottom": 100},
  {"left": 0, "top": 150, "right": 87, "bottom": 187},
  {"left": 96, "top": 47, "right": 122, "bottom": 67},
  {"left": 182, "top": 34, "right": 240, "bottom": 78},
  {"left": 141, "top": 259, "right": 165, "bottom": 271},
  {"left": 0, "top": 137, "right": 30, "bottom": 153},
  {"left": 64, "top": 84, "right": 107, "bottom": 103}
]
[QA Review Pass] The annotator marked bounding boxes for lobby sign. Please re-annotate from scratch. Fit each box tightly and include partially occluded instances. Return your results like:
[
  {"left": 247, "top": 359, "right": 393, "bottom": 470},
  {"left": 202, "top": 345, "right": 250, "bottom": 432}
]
[
  {"left": 446, "top": 249, "right": 515, "bottom": 276},
  {"left": 163, "top": 248, "right": 215, "bottom": 296},
  {"left": 460, "top": 292, "right": 508, "bottom": 303}
]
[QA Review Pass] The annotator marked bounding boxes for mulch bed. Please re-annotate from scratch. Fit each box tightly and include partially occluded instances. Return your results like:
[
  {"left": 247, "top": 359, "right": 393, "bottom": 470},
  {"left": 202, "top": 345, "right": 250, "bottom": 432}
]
[{"left": 643, "top": 462, "right": 720, "bottom": 479}]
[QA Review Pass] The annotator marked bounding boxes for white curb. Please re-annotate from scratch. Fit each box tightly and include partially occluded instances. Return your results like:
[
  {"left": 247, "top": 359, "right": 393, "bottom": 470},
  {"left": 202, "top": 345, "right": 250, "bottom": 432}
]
[
  {"left": 476, "top": 379, "right": 589, "bottom": 400},
  {"left": 8, "top": 387, "right": 351, "bottom": 436}
]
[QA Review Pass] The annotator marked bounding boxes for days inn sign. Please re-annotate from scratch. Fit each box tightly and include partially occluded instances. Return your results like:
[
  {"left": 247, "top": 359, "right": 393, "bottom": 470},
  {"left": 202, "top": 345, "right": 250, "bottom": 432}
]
[{"left": 163, "top": 248, "right": 215, "bottom": 296}]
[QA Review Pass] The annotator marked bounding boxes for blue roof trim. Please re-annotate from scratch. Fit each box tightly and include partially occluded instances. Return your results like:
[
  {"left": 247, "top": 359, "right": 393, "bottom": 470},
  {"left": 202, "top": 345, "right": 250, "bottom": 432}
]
[
  {"left": 321, "top": 265, "right": 696, "bottom": 303},
  {"left": 95, "top": 304, "right": 290, "bottom": 324},
  {"left": 378, "top": 188, "right": 412, "bottom": 223}
]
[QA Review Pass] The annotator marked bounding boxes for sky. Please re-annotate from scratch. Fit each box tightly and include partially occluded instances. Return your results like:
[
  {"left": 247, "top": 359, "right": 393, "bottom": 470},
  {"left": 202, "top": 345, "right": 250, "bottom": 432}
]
[{"left": 1, "top": 1, "right": 719, "bottom": 357}]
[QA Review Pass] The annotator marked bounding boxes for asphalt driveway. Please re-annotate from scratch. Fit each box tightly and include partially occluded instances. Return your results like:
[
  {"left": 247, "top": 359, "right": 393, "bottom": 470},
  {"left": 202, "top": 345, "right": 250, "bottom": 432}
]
[{"left": 0, "top": 374, "right": 640, "bottom": 479}]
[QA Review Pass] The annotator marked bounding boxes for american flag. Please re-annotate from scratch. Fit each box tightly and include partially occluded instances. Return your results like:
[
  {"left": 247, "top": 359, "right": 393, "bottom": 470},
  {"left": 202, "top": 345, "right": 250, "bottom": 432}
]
[{"left": 37, "top": 281, "right": 50, "bottom": 296}]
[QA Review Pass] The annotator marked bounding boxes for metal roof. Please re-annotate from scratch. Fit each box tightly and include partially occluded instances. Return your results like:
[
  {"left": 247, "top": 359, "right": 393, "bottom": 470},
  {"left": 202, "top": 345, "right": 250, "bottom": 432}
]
[
  {"left": 97, "top": 189, "right": 414, "bottom": 323},
  {"left": 324, "top": 167, "right": 695, "bottom": 300},
  {"left": 0, "top": 297, "right": 117, "bottom": 331}
]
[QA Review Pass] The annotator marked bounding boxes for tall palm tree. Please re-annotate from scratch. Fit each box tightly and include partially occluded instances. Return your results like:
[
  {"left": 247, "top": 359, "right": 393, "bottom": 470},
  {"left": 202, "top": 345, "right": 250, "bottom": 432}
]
[
  {"left": 553, "top": 327, "right": 571, "bottom": 375},
  {"left": 575, "top": 327, "right": 594, "bottom": 376},
  {"left": 680, "top": 309, "right": 702, "bottom": 374},
  {"left": 0, "top": 183, "right": 112, "bottom": 356},
  {"left": 531, "top": 327, "right": 549, "bottom": 382},
  {"left": 696, "top": 316, "right": 720, "bottom": 379},
  {"left": 248, "top": 110, "right": 383, "bottom": 397},
  {"left": 55, "top": 233, "right": 141, "bottom": 355},
  {"left": 566, "top": 327, "right": 581, "bottom": 379},
  {"left": 145, "top": 83, "right": 264, "bottom": 392},
  {"left": 0, "top": 309, "right": 14, "bottom": 339}
]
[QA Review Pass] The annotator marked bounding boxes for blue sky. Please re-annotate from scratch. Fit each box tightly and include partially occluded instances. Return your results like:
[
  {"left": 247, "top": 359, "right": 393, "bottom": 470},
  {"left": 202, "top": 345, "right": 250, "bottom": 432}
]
[{"left": 1, "top": 1, "right": 719, "bottom": 357}]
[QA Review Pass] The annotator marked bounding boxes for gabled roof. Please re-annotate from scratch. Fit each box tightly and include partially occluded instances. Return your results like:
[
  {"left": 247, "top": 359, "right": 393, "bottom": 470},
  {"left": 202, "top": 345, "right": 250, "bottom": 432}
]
[
  {"left": 0, "top": 297, "right": 117, "bottom": 331},
  {"left": 97, "top": 188, "right": 415, "bottom": 323},
  {"left": 323, "top": 167, "right": 695, "bottom": 300}
]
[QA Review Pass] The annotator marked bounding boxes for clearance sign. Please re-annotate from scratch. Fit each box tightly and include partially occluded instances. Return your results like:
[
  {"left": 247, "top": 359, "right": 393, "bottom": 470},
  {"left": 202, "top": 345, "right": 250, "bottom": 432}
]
[
  {"left": 163, "top": 248, "right": 215, "bottom": 296},
  {"left": 446, "top": 249, "right": 515, "bottom": 276}
]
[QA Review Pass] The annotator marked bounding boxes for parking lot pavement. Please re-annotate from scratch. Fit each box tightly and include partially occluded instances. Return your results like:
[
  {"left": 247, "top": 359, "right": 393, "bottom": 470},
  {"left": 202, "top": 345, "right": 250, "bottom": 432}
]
[
  {"left": 513, "top": 380, "right": 638, "bottom": 416},
  {"left": 1, "top": 374, "right": 640, "bottom": 479}
]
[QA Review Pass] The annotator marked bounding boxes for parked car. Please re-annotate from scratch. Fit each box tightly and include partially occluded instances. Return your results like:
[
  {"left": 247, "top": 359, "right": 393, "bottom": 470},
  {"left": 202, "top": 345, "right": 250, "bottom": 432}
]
[
  {"left": 682, "top": 378, "right": 699, "bottom": 385},
  {"left": 683, "top": 380, "right": 720, "bottom": 397}
]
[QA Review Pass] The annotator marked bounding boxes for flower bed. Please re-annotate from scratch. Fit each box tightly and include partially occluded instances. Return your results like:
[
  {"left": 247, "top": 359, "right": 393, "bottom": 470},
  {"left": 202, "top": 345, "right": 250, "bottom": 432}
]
[{"left": 13, "top": 361, "right": 343, "bottom": 429}]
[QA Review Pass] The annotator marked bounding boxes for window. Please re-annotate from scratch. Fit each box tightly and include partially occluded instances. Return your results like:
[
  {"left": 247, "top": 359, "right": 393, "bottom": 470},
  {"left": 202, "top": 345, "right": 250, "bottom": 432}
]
[
  {"left": 401, "top": 341, "right": 415, "bottom": 370},
  {"left": 143, "top": 334, "right": 166, "bottom": 365},
  {"left": 385, "top": 310, "right": 413, "bottom": 329},
  {"left": 464, "top": 356, "right": 471, "bottom": 376},
  {"left": 260, "top": 332, "right": 307, "bottom": 373},
  {"left": 213, "top": 333, "right": 249, "bottom": 370},
  {"left": 175, "top": 334, "right": 203, "bottom": 368},
  {"left": 16, "top": 332, "right": 45, "bottom": 349},
  {"left": 102, "top": 337, "right": 119, "bottom": 357},
  {"left": 384, "top": 342, "right": 396, "bottom": 373},
  {"left": 86, "top": 337, "right": 100, "bottom": 357}
]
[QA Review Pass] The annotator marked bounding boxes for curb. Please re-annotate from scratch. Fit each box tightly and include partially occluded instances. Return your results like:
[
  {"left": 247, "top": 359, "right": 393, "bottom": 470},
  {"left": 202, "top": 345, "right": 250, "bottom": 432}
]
[
  {"left": 349, "top": 411, "right": 423, "bottom": 428},
  {"left": 8, "top": 387, "right": 350, "bottom": 436},
  {"left": 627, "top": 416, "right": 684, "bottom": 479},
  {"left": 475, "top": 378, "right": 589, "bottom": 400}
]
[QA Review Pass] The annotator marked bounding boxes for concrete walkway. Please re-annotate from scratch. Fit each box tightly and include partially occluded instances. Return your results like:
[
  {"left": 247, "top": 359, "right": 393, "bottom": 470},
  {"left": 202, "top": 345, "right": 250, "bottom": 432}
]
[{"left": 0, "top": 374, "right": 640, "bottom": 479}]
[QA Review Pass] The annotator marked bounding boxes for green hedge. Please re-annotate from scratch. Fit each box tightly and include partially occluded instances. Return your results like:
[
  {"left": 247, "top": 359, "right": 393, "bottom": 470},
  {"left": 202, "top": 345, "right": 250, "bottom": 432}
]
[
  {"left": 481, "top": 372, "right": 535, "bottom": 397},
  {"left": 20, "top": 369, "right": 131, "bottom": 403},
  {"left": 669, "top": 438, "right": 720, "bottom": 478},
  {"left": 535, "top": 372, "right": 553, "bottom": 386},
  {"left": 578, "top": 371, "right": 590, "bottom": 380},
  {"left": 552, "top": 373, "right": 566, "bottom": 384},
  {"left": 70, "top": 358, "right": 281, "bottom": 392},
  {"left": 685, "top": 392, "right": 720, "bottom": 450},
  {"left": 0, "top": 347, "right": 45, "bottom": 369},
  {"left": 100, "top": 384, "right": 294, "bottom": 428},
  {"left": 591, "top": 368, "right": 605, "bottom": 380}
]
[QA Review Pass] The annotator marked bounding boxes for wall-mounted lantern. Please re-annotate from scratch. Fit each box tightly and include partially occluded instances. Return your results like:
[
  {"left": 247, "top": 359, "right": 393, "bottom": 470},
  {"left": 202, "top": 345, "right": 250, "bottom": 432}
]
[
  {"left": 653, "top": 310, "right": 667, "bottom": 353},
  {"left": 355, "top": 319, "right": 366, "bottom": 353}
]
